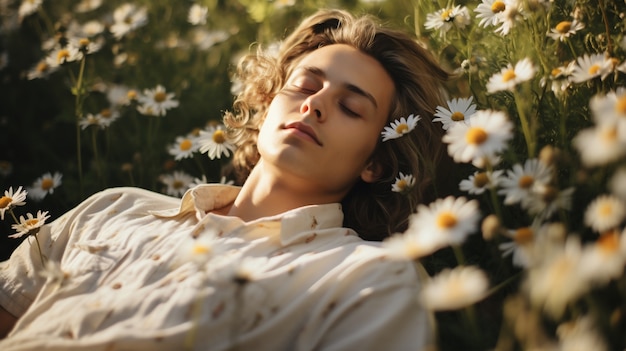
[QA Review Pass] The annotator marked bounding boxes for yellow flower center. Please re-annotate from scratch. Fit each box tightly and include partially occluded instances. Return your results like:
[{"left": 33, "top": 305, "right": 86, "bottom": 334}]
[
  {"left": 551, "top": 68, "right": 562, "bottom": 77},
  {"left": 473, "top": 172, "right": 489, "bottom": 188},
  {"left": 41, "top": 178, "right": 54, "bottom": 191},
  {"left": 57, "top": 49, "right": 70, "bottom": 64},
  {"left": 598, "top": 202, "right": 614, "bottom": 218},
  {"left": 154, "top": 91, "right": 167, "bottom": 103},
  {"left": 602, "top": 126, "right": 618, "bottom": 142},
  {"left": 465, "top": 127, "right": 488, "bottom": 145},
  {"left": 615, "top": 96, "right": 626, "bottom": 115},
  {"left": 100, "top": 108, "right": 112, "bottom": 118},
  {"left": 518, "top": 175, "right": 534, "bottom": 189},
  {"left": 212, "top": 130, "right": 226, "bottom": 144},
  {"left": 179, "top": 139, "right": 193, "bottom": 151},
  {"left": 555, "top": 21, "right": 572, "bottom": 34},
  {"left": 395, "top": 123, "right": 409, "bottom": 134},
  {"left": 502, "top": 69, "right": 517, "bottom": 82},
  {"left": 436, "top": 211, "right": 458, "bottom": 229},
  {"left": 0, "top": 196, "right": 10, "bottom": 209},
  {"left": 588, "top": 64, "right": 600, "bottom": 75},
  {"left": 36, "top": 62, "right": 49, "bottom": 73},
  {"left": 192, "top": 245, "right": 211, "bottom": 255},
  {"left": 440, "top": 9, "right": 454, "bottom": 21},
  {"left": 79, "top": 38, "right": 90, "bottom": 48},
  {"left": 127, "top": 90, "right": 137, "bottom": 100},
  {"left": 173, "top": 180, "right": 184, "bottom": 189},
  {"left": 491, "top": 1, "right": 506, "bottom": 13},
  {"left": 514, "top": 227, "right": 533, "bottom": 245},
  {"left": 396, "top": 179, "right": 408, "bottom": 190},
  {"left": 597, "top": 230, "right": 619, "bottom": 254},
  {"left": 451, "top": 111, "right": 465, "bottom": 121},
  {"left": 25, "top": 219, "right": 39, "bottom": 227}
]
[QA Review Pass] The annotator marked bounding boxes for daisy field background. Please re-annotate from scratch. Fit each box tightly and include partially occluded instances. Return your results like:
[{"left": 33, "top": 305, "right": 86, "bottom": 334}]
[{"left": 1, "top": 0, "right": 626, "bottom": 349}]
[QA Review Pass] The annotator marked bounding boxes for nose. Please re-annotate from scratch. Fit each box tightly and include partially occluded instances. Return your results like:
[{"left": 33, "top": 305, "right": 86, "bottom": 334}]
[{"left": 300, "top": 94, "right": 325, "bottom": 122}]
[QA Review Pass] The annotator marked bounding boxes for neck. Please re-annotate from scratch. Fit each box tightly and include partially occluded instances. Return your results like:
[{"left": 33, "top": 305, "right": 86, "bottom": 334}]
[{"left": 227, "top": 160, "right": 342, "bottom": 222}]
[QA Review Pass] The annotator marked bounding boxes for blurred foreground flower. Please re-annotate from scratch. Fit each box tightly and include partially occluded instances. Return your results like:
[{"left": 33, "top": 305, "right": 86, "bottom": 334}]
[{"left": 420, "top": 266, "right": 489, "bottom": 311}]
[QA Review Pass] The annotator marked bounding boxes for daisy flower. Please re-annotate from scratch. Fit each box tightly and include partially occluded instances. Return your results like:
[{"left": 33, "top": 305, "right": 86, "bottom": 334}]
[
  {"left": 410, "top": 196, "right": 481, "bottom": 247},
  {"left": 486, "top": 58, "right": 537, "bottom": 93},
  {"left": 81, "top": 20, "right": 106, "bottom": 37},
  {"left": 159, "top": 171, "right": 194, "bottom": 197},
  {"left": 459, "top": 169, "right": 503, "bottom": 195},
  {"left": 0, "top": 186, "right": 27, "bottom": 220},
  {"left": 494, "top": 0, "right": 525, "bottom": 36},
  {"left": 382, "top": 230, "right": 443, "bottom": 261},
  {"left": 547, "top": 19, "right": 585, "bottom": 42},
  {"left": 522, "top": 185, "right": 575, "bottom": 219},
  {"left": 569, "top": 53, "right": 612, "bottom": 83},
  {"left": 590, "top": 88, "right": 626, "bottom": 139},
  {"left": 191, "top": 29, "right": 230, "bottom": 51},
  {"left": 45, "top": 46, "right": 83, "bottom": 68},
  {"left": 572, "top": 123, "right": 626, "bottom": 167},
  {"left": 381, "top": 114, "right": 420, "bottom": 141},
  {"left": 96, "top": 108, "right": 121, "bottom": 128},
  {"left": 557, "top": 316, "right": 608, "bottom": 351},
  {"left": 198, "top": 124, "right": 236, "bottom": 160},
  {"left": 474, "top": 0, "right": 507, "bottom": 28},
  {"left": 443, "top": 109, "right": 513, "bottom": 164},
  {"left": 498, "top": 219, "right": 542, "bottom": 268},
  {"left": 188, "top": 4, "right": 208, "bottom": 25},
  {"left": 609, "top": 167, "right": 626, "bottom": 201},
  {"left": 580, "top": 230, "right": 626, "bottom": 288},
  {"left": 69, "top": 36, "right": 104, "bottom": 55},
  {"left": 28, "top": 172, "right": 62, "bottom": 201},
  {"left": 27, "top": 60, "right": 59, "bottom": 80},
  {"left": 433, "top": 96, "right": 477, "bottom": 130},
  {"left": 168, "top": 134, "right": 200, "bottom": 160},
  {"left": 110, "top": 3, "right": 148, "bottom": 40},
  {"left": 498, "top": 158, "right": 553, "bottom": 205},
  {"left": 391, "top": 172, "right": 415, "bottom": 193},
  {"left": 18, "top": 0, "right": 42, "bottom": 21},
  {"left": 9, "top": 210, "right": 50, "bottom": 238},
  {"left": 527, "top": 236, "right": 589, "bottom": 318},
  {"left": 136, "top": 85, "right": 179, "bottom": 117},
  {"left": 78, "top": 113, "right": 106, "bottom": 130},
  {"left": 420, "top": 266, "right": 489, "bottom": 311},
  {"left": 75, "top": 0, "right": 103, "bottom": 13},
  {"left": 106, "top": 84, "right": 135, "bottom": 106},
  {"left": 424, "top": 5, "right": 471, "bottom": 36},
  {"left": 583, "top": 195, "right": 626, "bottom": 233},
  {"left": 176, "top": 232, "right": 221, "bottom": 267},
  {"left": 542, "top": 61, "right": 575, "bottom": 96}
]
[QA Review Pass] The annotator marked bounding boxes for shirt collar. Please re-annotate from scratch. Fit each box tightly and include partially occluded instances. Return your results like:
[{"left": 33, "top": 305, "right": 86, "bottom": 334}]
[{"left": 151, "top": 184, "right": 347, "bottom": 246}]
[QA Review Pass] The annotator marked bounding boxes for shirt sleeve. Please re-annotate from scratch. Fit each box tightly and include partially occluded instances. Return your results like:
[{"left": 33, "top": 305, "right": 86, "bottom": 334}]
[{"left": 0, "top": 187, "right": 149, "bottom": 318}]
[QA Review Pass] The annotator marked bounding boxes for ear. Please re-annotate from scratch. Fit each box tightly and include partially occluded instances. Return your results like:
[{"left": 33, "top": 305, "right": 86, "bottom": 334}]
[{"left": 360, "top": 161, "right": 382, "bottom": 183}]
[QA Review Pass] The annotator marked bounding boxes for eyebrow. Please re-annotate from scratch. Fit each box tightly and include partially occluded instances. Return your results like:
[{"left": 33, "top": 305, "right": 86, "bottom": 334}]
[{"left": 298, "top": 66, "right": 379, "bottom": 109}]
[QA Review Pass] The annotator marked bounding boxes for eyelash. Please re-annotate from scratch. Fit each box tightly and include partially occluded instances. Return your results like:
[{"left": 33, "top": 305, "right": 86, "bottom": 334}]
[{"left": 291, "top": 84, "right": 360, "bottom": 118}]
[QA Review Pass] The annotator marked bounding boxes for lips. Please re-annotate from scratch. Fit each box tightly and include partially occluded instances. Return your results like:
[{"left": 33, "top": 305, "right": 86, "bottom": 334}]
[{"left": 284, "top": 121, "right": 323, "bottom": 146}]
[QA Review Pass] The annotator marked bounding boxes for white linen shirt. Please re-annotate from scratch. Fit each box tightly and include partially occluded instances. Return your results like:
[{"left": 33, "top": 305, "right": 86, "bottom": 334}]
[{"left": 0, "top": 185, "right": 433, "bottom": 351}]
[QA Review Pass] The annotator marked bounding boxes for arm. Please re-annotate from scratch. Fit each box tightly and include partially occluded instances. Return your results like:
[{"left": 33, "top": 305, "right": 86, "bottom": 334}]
[{"left": 0, "top": 305, "right": 17, "bottom": 339}]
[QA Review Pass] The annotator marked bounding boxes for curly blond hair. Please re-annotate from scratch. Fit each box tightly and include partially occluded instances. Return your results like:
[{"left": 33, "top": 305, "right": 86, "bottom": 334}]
[{"left": 224, "top": 9, "right": 454, "bottom": 241}]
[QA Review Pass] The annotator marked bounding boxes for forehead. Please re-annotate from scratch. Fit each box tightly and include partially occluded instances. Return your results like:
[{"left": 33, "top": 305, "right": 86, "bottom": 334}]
[{"left": 291, "top": 44, "right": 395, "bottom": 113}]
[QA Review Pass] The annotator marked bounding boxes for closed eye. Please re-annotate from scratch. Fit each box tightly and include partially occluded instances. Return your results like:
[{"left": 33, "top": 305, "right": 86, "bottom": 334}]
[{"left": 340, "top": 103, "right": 360, "bottom": 118}]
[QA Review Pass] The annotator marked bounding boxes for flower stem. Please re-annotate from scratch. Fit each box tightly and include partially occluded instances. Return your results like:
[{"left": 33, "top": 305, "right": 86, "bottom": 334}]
[
  {"left": 512, "top": 90, "right": 536, "bottom": 157},
  {"left": 74, "top": 56, "right": 87, "bottom": 197}
]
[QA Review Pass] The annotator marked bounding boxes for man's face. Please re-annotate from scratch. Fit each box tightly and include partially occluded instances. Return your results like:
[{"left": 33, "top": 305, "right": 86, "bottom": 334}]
[{"left": 257, "top": 44, "right": 395, "bottom": 201}]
